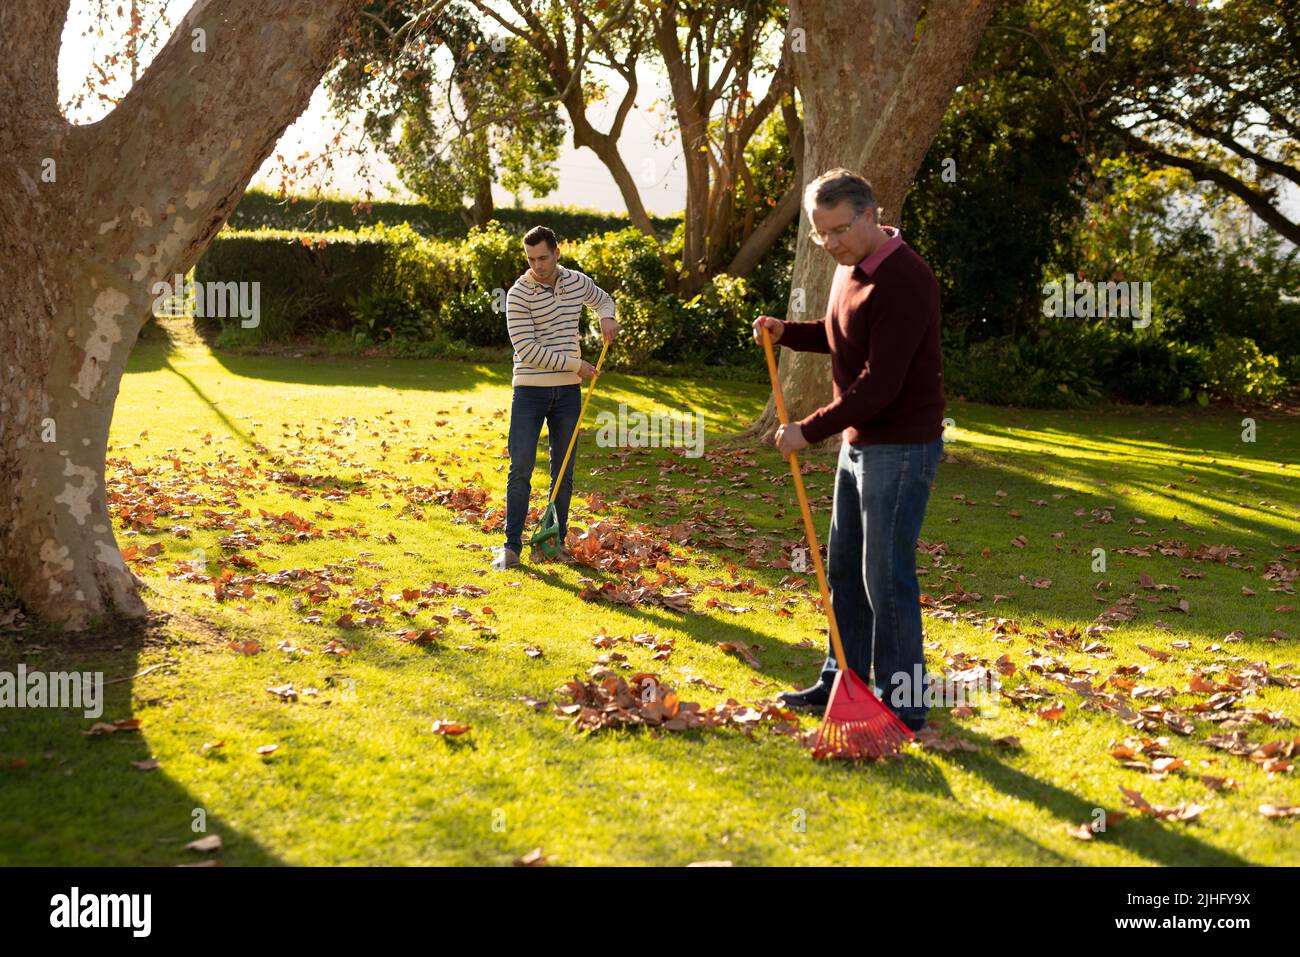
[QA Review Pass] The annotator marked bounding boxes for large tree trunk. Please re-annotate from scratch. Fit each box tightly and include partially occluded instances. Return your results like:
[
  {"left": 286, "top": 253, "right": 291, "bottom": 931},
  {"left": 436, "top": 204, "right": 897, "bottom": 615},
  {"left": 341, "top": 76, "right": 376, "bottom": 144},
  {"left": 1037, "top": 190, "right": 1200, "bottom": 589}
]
[
  {"left": 747, "top": 0, "right": 998, "bottom": 441},
  {"left": 0, "top": 0, "right": 365, "bottom": 629}
]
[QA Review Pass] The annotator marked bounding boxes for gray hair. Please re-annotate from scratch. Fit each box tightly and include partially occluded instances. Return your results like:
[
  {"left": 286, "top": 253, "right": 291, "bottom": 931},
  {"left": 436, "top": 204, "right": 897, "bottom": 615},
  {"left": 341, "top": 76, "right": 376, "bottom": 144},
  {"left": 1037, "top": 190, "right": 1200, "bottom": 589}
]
[{"left": 803, "top": 168, "right": 878, "bottom": 219}]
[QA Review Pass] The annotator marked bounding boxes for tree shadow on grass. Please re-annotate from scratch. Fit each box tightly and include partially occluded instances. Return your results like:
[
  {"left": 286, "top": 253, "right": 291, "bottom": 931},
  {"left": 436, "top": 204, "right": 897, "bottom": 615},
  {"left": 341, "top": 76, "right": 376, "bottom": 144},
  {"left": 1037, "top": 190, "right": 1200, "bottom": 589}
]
[
  {"left": 912, "top": 724, "right": 1250, "bottom": 866},
  {"left": 960, "top": 421, "right": 1296, "bottom": 522},
  {"left": 0, "top": 614, "right": 283, "bottom": 866},
  {"left": 204, "top": 347, "right": 766, "bottom": 432},
  {"left": 522, "top": 564, "right": 825, "bottom": 692},
  {"left": 161, "top": 357, "right": 259, "bottom": 450}
]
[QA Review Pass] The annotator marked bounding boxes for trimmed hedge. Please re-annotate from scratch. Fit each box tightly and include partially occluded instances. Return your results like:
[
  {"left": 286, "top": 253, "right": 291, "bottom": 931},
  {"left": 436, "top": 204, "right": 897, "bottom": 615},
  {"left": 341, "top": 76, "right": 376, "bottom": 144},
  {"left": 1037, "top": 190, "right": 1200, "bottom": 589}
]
[
  {"left": 196, "top": 216, "right": 1289, "bottom": 406},
  {"left": 195, "top": 223, "right": 470, "bottom": 342},
  {"left": 227, "top": 188, "right": 682, "bottom": 244}
]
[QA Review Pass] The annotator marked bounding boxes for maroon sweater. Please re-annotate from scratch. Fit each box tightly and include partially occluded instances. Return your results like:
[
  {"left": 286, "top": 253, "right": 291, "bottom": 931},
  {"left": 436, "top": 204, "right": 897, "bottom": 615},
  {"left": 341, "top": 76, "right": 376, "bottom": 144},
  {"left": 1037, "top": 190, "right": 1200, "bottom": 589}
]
[{"left": 779, "top": 236, "right": 945, "bottom": 445}]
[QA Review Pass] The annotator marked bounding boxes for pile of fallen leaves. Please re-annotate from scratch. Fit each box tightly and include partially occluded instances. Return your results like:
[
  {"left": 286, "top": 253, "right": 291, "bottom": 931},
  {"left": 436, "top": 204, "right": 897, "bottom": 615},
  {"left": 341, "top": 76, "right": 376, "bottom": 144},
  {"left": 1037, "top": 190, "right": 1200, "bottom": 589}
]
[
  {"left": 577, "top": 571, "right": 696, "bottom": 614},
  {"left": 565, "top": 517, "right": 686, "bottom": 572},
  {"left": 554, "top": 672, "right": 800, "bottom": 736}
]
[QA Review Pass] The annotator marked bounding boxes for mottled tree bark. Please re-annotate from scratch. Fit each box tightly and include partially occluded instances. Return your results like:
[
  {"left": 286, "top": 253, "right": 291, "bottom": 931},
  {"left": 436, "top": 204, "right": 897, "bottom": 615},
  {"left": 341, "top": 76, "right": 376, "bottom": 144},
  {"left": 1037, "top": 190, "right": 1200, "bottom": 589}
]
[
  {"left": 748, "top": 0, "right": 999, "bottom": 441},
  {"left": 0, "top": 0, "right": 365, "bottom": 628}
]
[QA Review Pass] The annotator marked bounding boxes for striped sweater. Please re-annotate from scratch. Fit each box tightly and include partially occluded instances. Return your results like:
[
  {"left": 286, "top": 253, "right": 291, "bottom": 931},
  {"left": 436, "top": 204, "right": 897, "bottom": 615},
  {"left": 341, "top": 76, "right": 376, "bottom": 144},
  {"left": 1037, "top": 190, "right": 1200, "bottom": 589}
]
[{"left": 506, "top": 265, "right": 616, "bottom": 387}]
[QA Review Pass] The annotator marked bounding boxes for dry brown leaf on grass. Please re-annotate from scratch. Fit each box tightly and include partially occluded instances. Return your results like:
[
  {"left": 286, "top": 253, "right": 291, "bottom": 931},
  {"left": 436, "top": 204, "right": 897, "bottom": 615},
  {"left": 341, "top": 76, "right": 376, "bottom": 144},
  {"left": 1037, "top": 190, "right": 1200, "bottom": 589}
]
[
  {"left": 578, "top": 575, "right": 696, "bottom": 614},
  {"left": 395, "top": 628, "right": 442, "bottom": 645},
  {"left": 718, "top": 640, "right": 761, "bottom": 668},
  {"left": 83, "top": 719, "right": 142, "bottom": 736},
  {"left": 431, "top": 720, "right": 471, "bottom": 736},
  {"left": 514, "top": 847, "right": 548, "bottom": 866},
  {"left": 1119, "top": 786, "right": 1208, "bottom": 822},
  {"left": 914, "top": 727, "right": 978, "bottom": 752},
  {"left": 1037, "top": 701, "right": 1066, "bottom": 721}
]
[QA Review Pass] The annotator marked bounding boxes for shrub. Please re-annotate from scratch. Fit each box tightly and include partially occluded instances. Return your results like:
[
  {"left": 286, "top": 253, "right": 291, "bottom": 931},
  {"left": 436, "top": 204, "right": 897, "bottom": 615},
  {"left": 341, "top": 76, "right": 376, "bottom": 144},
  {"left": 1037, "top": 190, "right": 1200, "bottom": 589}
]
[
  {"left": 605, "top": 293, "right": 673, "bottom": 369},
  {"left": 465, "top": 221, "right": 527, "bottom": 298},
  {"left": 664, "top": 274, "right": 757, "bottom": 367},
  {"left": 567, "top": 226, "right": 666, "bottom": 301},
  {"left": 1203, "top": 335, "right": 1288, "bottom": 406},
  {"left": 378, "top": 221, "right": 470, "bottom": 311},
  {"left": 438, "top": 289, "right": 512, "bottom": 348},
  {"left": 345, "top": 289, "right": 430, "bottom": 343},
  {"left": 227, "top": 189, "right": 681, "bottom": 243},
  {"left": 1098, "top": 334, "right": 1210, "bottom": 405},
  {"left": 195, "top": 224, "right": 468, "bottom": 343},
  {"left": 196, "top": 228, "right": 389, "bottom": 339},
  {"left": 944, "top": 324, "right": 1106, "bottom": 409}
]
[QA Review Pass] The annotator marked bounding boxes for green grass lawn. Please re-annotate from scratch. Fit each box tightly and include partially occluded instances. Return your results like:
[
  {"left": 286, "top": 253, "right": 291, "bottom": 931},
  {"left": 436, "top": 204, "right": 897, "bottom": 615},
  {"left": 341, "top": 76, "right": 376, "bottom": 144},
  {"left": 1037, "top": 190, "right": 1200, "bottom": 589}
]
[{"left": 1, "top": 335, "right": 1296, "bottom": 866}]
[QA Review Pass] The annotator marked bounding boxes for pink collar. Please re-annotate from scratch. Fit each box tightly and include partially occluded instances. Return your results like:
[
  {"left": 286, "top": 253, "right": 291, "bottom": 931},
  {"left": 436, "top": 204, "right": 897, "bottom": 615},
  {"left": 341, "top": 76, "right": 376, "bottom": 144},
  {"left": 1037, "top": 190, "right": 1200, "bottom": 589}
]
[{"left": 857, "top": 226, "right": 902, "bottom": 277}]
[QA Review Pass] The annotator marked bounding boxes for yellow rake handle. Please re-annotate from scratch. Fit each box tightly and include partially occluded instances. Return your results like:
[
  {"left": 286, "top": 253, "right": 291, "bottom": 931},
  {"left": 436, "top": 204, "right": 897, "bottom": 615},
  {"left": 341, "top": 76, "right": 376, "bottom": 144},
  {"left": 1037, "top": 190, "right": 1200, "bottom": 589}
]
[
  {"left": 547, "top": 335, "right": 610, "bottom": 507},
  {"left": 760, "top": 325, "right": 849, "bottom": 674}
]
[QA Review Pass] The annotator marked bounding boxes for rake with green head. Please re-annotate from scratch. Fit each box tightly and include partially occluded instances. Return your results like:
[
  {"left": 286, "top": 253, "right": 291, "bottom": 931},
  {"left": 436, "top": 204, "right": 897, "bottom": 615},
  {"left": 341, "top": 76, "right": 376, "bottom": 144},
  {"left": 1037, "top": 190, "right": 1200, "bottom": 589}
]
[{"left": 529, "top": 337, "right": 610, "bottom": 558}]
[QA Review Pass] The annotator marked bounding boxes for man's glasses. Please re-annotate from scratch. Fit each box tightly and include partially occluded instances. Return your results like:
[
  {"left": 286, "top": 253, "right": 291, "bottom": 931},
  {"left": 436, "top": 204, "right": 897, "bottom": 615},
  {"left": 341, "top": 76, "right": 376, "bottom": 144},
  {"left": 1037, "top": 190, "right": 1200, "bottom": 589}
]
[{"left": 808, "top": 212, "right": 863, "bottom": 245}]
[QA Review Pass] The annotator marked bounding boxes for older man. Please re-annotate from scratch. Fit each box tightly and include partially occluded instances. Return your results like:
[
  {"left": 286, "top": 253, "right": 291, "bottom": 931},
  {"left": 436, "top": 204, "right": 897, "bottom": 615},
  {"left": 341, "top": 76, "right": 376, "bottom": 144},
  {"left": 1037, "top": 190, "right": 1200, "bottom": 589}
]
[
  {"left": 753, "top": 169, "right": 945, "bottom": 732},
  {"left": 492, "top": 225, "right": 619, "bottom": 570}
]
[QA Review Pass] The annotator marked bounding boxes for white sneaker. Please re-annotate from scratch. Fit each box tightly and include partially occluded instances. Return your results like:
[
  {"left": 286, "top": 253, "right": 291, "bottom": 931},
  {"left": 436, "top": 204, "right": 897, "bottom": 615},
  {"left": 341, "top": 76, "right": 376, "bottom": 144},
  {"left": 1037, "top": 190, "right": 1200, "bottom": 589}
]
[{"left": 491, "top": 547, "right": 521, "bottom": 570}]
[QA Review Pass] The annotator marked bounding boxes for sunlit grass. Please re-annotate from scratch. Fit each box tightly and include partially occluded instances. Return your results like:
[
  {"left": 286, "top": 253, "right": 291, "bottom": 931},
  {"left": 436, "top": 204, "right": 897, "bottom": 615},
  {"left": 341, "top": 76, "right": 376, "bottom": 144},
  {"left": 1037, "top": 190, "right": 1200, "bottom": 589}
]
[{"left": 0, "top": 339, "right": 1295, "bottom": 866}]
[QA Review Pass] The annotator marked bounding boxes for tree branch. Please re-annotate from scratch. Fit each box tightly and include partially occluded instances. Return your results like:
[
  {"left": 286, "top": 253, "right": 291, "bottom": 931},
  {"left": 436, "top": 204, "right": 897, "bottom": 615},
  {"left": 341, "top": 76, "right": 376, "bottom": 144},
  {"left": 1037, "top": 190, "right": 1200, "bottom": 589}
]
[
  {"left": 72, "top": 0, "right": 368, "bottom": 287},
  {"left": 1117, "top": 127, "right": 1300, "bottom": 246}
]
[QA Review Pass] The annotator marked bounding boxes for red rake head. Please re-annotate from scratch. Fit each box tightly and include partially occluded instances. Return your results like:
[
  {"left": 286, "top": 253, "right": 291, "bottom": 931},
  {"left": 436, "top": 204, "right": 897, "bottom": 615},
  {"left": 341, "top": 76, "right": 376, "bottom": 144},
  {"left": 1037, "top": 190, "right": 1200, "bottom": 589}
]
[{"left": 812, "top": 668, "right": 915, "bottom": 761}]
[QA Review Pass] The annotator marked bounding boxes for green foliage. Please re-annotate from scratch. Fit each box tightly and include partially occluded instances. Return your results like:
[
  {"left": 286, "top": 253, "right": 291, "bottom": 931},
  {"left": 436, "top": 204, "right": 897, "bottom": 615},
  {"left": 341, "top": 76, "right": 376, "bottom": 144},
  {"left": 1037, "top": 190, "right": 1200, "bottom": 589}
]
[
  {"left": 565, "top": 227, "right": 672, "bottom": 368},
  {"left": 566, "top": 225, "right": 665, "bottom": 299},
  {"left": 464, "top": 221, "right": 527, "bottom": 296},
  {"left": 1064, "top": 156, "right": 1299, "bottom": 390},
  {"left": 196, "top": 228, "right": 389, "bottom": 341},
  {"left": 903, "top": 0, "right": 1297, "bottom": 406},
  {"left": 1203, "top": 335, "right": 1289, "bottom": 406},
  {"left": 345, "top": 289, "right": 430, "bottom": 343},
  {"left": 902, "top": 0, "right": 1085, "bottom": 345},
  {"left": 944, "top": 319, "right": 1110, "bottom": 409},
  {"left": 1098, "top": 336, "right": 1210, "bottom": 406},
  {"left": 327, "top": 4, "right": 565, "bottom": 222},
  {"left": 197, "top": 224, "right": 468, "bottom": 344},
  {"left": 375, "top": 221, "right": 471, "bottom": 311},
  {"left": 437, "top": 289, "right": 511, "bottom": 348},
  {"left": 605, "top": 294, "right": 673, "bottom": 369},
  {"left": 666, "top": 274, "right": 762, "bottom": 369},
  {"left": 227, "top": 189, "right": 681, "bottom": 243}
]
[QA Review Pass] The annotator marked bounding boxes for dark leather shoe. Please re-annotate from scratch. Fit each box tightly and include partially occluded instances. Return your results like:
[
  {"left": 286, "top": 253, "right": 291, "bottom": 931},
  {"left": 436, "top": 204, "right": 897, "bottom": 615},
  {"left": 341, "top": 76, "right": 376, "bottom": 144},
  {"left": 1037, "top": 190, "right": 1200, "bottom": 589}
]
[{"left": 776, "top": 681, "right": 833, "bottom": 711}]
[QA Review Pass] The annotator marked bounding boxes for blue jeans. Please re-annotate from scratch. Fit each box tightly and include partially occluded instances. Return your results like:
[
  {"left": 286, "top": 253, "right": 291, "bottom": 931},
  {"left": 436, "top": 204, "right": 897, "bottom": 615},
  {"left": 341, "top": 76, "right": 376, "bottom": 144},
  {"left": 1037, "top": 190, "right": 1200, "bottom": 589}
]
[
  {"left": 820, "top": 437, "right": 943, "bottom": 726},
  {"left": 504, "top": 384, "right": 582, "bottom": 554}
]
